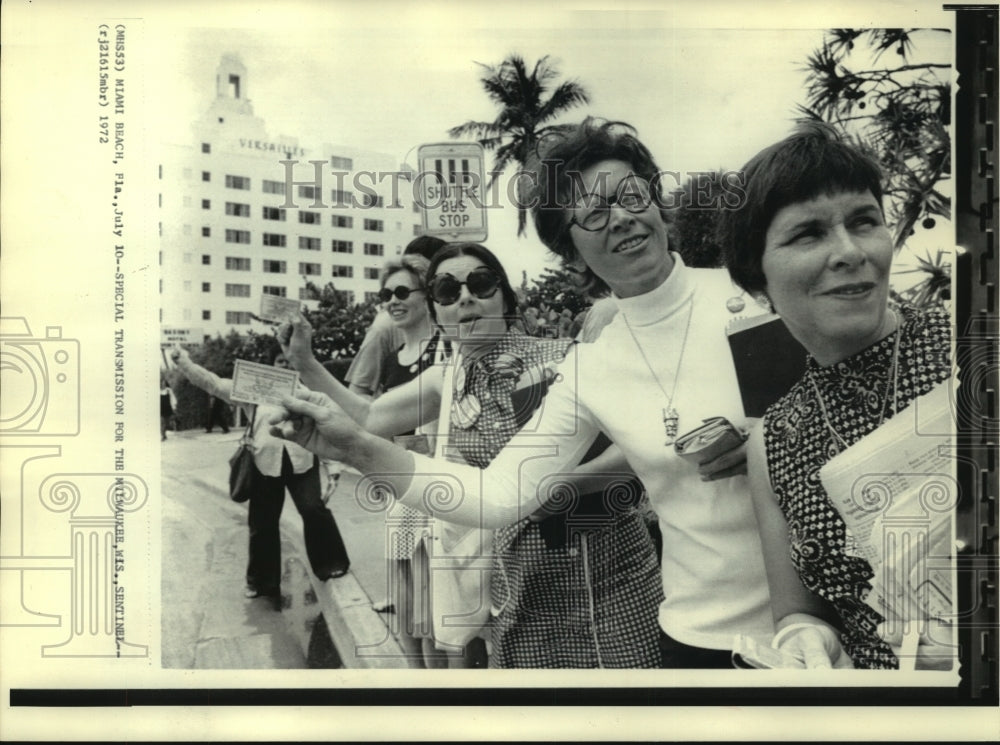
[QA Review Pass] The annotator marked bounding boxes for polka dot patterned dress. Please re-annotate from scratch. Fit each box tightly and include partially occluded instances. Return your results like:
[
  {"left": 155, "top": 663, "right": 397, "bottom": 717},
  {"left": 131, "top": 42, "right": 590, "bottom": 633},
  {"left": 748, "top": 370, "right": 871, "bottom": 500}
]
[{"left": 763, "top": 303, "right": 951, "bottom": 669}]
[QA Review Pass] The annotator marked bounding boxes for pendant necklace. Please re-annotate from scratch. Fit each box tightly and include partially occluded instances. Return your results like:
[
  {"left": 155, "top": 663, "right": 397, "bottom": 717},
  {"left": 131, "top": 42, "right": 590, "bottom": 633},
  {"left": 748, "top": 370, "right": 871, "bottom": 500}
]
[
  {"left": 622, "top": 295, "right": 695, "bottom": 446},
  {"left": 808, "top": 310, "right": 902, "bottom": 451}
]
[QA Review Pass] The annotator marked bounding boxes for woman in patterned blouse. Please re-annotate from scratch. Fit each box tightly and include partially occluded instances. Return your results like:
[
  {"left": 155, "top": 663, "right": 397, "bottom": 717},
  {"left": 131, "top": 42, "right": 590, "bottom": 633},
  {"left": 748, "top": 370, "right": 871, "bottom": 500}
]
[
  {"left": 719, "top": 122, "right": 952, "bottom": 669},
  {"left": 280, "top": 242, "right": 662, "bottom": 668}
]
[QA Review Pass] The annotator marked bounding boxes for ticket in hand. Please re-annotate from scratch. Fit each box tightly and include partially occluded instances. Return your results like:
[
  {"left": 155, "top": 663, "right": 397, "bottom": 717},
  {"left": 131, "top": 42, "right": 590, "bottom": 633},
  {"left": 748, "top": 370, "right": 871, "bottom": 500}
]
[
  {"left": 259, "top": 294, "right": 302, "bottom": 323},
  {"left": 231, "top": 359, "right": 299, "bottom": 406}
]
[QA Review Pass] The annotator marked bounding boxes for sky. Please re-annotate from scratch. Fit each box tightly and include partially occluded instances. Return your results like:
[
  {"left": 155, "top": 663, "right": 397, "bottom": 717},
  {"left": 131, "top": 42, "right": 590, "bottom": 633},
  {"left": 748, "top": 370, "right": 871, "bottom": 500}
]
[{"left": 144, "top": 0, "right": 955, "bottom": 287}]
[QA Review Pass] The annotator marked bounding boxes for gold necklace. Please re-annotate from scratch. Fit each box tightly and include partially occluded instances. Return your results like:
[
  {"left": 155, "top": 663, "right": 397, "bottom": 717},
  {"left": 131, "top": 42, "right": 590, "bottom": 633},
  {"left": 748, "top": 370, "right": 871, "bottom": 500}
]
[
  {"left": 808, "top": 310, "right": 902, "bottom": 451},
  {"left": 622, "top": 295, "right": 695, "bottom": 446}
]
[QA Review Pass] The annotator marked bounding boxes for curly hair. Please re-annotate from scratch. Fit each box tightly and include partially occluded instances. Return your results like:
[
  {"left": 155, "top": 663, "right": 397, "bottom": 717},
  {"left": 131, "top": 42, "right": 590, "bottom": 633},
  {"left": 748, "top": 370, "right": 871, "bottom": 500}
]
[
  {"left": 718, "top": 121, "right": 885, "bottom": 296},
  {"left": 379, "top": 254, "right": 431, "bottom": 290},
  {"left": 530, "top": 117, "right": 673, "bottom": 297}
]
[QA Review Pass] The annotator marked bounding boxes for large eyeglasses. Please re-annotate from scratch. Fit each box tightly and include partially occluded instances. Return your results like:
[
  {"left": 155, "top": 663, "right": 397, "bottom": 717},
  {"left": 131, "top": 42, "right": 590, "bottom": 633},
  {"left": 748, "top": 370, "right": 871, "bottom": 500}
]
[
  {"left": 378, "top": 286, "right": 423, "bottom": 303},
  {"left": 429, "top": 268, "right": 501, "bottom": 306},
  {"left": 568, "top": 175, "right": 653, "bottom": 232}
]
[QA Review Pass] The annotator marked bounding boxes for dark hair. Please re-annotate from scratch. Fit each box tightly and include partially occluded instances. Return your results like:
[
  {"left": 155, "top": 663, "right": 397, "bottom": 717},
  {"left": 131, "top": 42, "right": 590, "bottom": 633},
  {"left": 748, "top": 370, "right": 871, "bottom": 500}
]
[
  {"left": 403, "top": 235, "right": 447, "bottom": 261},
  {"left": 380, "top": 254, "right": 430, "bottom": 290},
  {"left": 530, "top": 117, "right": 673, "bottom": 297},
  {"left": 719, "top": 121, "right": 885, "bottom": 295},
  {"left": 425, "top": 242, "right": 520, "bottom": 327}
]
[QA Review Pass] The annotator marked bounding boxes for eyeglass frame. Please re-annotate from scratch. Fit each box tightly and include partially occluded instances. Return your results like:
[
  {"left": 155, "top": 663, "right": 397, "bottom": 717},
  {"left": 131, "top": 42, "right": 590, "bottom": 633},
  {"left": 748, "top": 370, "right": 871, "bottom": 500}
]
[
  {"left": 428, "top": 267, "right": 502, "bottom": 306},
  {"left": 564, "top": 174, "right": 655, "bottom": 233},
  {"left": 377, "top": 285, "right": 424, "bottom": 303}
]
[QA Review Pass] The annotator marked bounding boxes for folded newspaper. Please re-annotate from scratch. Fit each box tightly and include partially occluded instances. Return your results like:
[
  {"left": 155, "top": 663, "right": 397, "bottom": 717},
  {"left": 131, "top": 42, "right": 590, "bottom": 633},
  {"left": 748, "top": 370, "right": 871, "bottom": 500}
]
[{"left": 819, "top": 381, "right": 956, "bottom": 668}]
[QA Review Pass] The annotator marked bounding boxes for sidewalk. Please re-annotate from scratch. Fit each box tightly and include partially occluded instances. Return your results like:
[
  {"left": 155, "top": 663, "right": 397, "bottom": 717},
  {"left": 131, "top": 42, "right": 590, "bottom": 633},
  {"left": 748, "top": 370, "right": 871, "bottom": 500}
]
[{"left": 161, "top": 429, "right": 416, "bottom": 669}]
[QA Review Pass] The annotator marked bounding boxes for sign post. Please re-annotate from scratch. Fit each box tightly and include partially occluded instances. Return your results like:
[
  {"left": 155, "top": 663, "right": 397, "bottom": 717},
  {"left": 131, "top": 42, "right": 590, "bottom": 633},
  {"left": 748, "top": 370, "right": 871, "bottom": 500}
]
[{"left": 416, "top": 142, "right": 488, "bottom": 242}]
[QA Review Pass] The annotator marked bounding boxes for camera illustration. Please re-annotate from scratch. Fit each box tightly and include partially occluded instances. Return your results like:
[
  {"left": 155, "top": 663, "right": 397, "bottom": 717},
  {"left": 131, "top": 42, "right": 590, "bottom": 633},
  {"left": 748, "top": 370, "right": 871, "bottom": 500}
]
[{"left": 0, "top": 317, "right": 80, "bottom": 435}]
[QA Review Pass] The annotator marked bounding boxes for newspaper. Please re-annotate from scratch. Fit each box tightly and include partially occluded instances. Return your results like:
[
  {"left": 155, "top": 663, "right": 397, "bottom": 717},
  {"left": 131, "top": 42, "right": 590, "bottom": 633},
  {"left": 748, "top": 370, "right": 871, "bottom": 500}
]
[{"left": 819, "top": 382, "right": 957, "bottom": 668}]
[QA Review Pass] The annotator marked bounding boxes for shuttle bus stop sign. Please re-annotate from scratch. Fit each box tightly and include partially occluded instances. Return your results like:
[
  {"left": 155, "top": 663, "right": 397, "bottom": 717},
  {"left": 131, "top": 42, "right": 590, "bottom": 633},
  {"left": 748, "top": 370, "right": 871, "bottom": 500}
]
[{"left": 416, "top": 142, "right": 488, "bottom": 242}]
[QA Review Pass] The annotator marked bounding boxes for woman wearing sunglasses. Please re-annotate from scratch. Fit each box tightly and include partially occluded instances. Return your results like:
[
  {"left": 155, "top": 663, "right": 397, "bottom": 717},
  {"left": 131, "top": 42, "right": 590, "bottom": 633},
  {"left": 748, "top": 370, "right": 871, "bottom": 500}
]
[
  {"left": 271, "top": 119, "right": 774, "bottom": 669},
  {"left": 280, "top": 241, "right": 662, "bottom": 668},
  {"left": 366, "top": 254, "right": 448, "bottom": 667}
]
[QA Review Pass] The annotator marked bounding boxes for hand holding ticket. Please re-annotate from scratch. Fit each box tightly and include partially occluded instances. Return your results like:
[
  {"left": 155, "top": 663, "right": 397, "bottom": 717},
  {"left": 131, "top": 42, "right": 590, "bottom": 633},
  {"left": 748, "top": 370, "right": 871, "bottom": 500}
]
[
  {"left": 259, "top": 294, "right": 302, "bottom": 323},
  {"left": 231, "top": 359, "right": 299, "bottom": 406}
]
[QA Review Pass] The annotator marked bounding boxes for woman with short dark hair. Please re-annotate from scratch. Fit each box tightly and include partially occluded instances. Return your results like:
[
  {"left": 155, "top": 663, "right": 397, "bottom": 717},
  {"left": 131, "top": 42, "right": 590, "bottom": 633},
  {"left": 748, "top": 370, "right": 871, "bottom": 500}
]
[{"left": 718, "top": 122, "right": 952, "bottom": 669}]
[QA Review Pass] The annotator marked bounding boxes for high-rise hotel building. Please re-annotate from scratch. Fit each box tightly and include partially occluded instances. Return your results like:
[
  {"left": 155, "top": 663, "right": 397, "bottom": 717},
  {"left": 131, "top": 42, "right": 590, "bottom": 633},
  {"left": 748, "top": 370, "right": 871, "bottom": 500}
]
[{"left": 158, "top": 54, "right": 421, "bottom": 337}]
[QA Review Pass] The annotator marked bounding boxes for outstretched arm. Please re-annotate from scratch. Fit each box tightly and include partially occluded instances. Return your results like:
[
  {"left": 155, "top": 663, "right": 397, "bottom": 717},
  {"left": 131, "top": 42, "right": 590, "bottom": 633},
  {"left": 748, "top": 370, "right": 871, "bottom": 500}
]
[
  {"left": 170, "top": 347, "right": 234, "bottom": 403},
  {"left": 279, "top": 314, "right": 439, "bottom": 437}
]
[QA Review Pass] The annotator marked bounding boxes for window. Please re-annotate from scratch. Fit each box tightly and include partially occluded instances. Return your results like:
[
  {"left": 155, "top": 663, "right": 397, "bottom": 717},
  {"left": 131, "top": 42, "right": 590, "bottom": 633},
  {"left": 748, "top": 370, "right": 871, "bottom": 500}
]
[
  {"left": 298, "top": 236, "right": 321, "bottom": 251},
  {"left": 225, "top": 229, "right": 251, "bottom": 244},
  {"left": 262, "top": 285, "right": 287, "bottom": 297},
  {"left": 225, "top": 174, "right": 250, "bottom": 190},
  {"left": 226, "top": 311, "right": 253, "bottom": 325},
  {"left": 183, "top": 196, "right": 192, "bottom": 207},
  {"left": 364, "top": 291, "right": 380, "bottom": 303},
  {"left": 332, "top": 215, "right": 353, "bottom": 228},
  {"left": 342, "top": 290, "right": 356, "bottom": 305},
  {"left": 182, "top": 280, "right": 191, "bottom": 291},
  {"left": 202, "top": 282, "right": 211, "bottom": 292},
  {"left": 262, "top": 206, "right": 286, "bottom": 221},
  {"left": 202, "top": 199, "right": 211, "bottom": 209},
  {"left": 364, "top": 218, "right": 384, "bottom": 232},
  {"left": 202, "top": 254, "right": 211, "bottom": 265},
  {"left": 202, "top": 226, "right": 211, "bottom": 237},
  {"left": 203, "top": 310, "right": 212, "bottom": 320},
  {"left": 263, "top": 259, "right": 287, "bottom": 274},
  {"left": 225, "top": 202, "right": 251, "bottom": 217},
  {"left": 201, "top": 143, "right": 211, "bottom": 154},
  {"left": 298, "top": 210, "right": 321, "bottom": 224},
  {"left": 158, "top": 164, "right": 163, "bottom": 179},
  {"left": 331, "top": 189, "right": 353, "bottom": 207},
  {"left": 183, "top": 252, "right": 192, "bottom": 264},
  {"left": 413, "top": 201, "right": 421, "bottom": 213},
  {"left": 331, "top": 265, "right": 354, "bottom": 278},
  {"left": 413, "top": 224, "right": 423, "bottom": 236},
  {"left": 263, "top": 233, "right": 286, "bottom": 247},
  {"left": 298, "top": 185, "right": 317, "bottom": 200},
  {"left": 299, "top": 262, "right": 321, "bottom": 276},
  {"left": 298, "top": 287, "right": 316, "bottom": 301},
  {"left": 262, "top": 179, "right": 286, "bottom": 195},
  {"left": 359, "top": 193, "right": 384, "bottom": 208},
  {"left": 225, "top": 256, "right": 251, "bottom": 271},
  {"left": 330, "top": 155, "right": 353, "bottom": 170},
  {"left": 225, "top": 283, "right": 251, "bottom": 297},
  {"left": 363, "top": 243, "right": 384, "bottom": 257},
  {"left": 183, "top": 224, "right": 191, "bottom": 235},
  {"left": 332, "top": 240, "right": 353, "bottom": 254},
  {"left": 202, "top": 171, "right": 210, "bottom": 182},
  {"left": 363, "top": 267, "right": 380, "bottom": 280},
  {"left": 183, "top": 167, "right": 192, "bottom": 179}
]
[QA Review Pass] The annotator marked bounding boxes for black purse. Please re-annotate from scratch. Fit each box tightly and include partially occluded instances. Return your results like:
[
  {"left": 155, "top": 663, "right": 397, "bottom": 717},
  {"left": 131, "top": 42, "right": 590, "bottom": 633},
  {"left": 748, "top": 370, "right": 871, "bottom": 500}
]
[{"left": 228, "top": 408, "right": 258, "bottom": 503}]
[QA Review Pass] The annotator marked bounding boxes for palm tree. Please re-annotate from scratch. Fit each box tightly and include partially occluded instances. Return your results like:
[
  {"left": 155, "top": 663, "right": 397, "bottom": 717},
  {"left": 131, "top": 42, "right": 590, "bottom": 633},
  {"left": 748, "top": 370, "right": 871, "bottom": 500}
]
[
  {"left": 449, "top": 55, "right": 590, "bottom": 235},
  {"left": 797, "top": 29, "right": 951, "bottom": 252}
]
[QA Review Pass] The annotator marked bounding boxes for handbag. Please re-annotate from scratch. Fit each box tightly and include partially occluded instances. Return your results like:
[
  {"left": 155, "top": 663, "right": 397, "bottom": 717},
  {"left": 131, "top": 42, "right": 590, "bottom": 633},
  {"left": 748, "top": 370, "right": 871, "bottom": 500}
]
[{"left": 228, "top": 407, "right": 258, "bottom": 503}]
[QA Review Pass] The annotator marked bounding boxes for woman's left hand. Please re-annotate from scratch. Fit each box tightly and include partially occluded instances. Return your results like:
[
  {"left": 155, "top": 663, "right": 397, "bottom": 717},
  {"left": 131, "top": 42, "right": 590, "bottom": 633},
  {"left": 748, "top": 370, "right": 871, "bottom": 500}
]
[{"left": 697, "top": 419, "right": 758, "bottom": 481}]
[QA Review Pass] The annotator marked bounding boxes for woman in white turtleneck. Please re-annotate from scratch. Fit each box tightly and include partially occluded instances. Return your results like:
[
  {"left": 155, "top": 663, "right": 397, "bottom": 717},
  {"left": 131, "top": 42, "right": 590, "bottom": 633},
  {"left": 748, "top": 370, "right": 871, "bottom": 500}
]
[{"left": 270, "top": 119, "right": 775, "bottom": 668}]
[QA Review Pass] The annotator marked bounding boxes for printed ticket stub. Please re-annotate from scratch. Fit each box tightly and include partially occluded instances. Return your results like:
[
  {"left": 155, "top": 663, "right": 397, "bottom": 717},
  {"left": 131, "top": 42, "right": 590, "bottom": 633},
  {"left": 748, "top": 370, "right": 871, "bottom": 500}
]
[
  {"left": 231, "top": 359, "right": 299, "bottom": 406},
  {"left": 259, "top": 295, "right": 301, "bottom": 322}
]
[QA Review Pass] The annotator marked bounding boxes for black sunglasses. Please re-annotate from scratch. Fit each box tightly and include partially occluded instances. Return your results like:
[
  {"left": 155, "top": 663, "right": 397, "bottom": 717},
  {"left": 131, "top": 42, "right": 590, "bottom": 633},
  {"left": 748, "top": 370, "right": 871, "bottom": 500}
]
[
  {"left": 429, "top": 268, "right": 501, "bottom": 306},
  {"left": 378, "top": 286, "right": 423, "bottom": 303}
]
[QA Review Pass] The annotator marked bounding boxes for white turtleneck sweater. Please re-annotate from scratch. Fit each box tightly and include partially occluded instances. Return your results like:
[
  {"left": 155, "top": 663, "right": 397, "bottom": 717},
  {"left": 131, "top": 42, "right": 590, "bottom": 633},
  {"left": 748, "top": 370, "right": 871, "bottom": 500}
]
[{"left": 398, "top": 255, "right": 773, "bottom": 651}]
